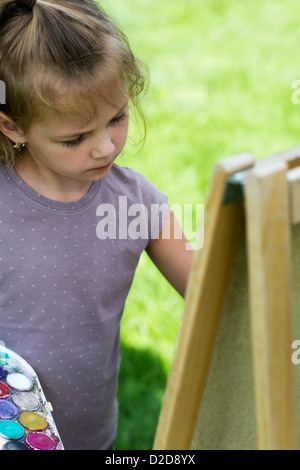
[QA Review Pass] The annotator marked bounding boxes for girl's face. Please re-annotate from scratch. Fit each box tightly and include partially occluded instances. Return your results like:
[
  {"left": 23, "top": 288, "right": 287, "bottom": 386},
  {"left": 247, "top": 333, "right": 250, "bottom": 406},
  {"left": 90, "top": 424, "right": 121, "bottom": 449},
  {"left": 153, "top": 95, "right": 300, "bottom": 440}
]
[{"left": 19, "top": 94, "right": 129, "bottom": 184}]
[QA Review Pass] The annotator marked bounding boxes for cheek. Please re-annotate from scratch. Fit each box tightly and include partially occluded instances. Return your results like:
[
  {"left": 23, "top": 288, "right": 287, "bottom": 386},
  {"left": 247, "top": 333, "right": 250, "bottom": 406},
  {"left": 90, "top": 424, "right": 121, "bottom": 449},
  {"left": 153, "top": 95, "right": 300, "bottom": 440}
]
[
  {"left": 61, "top": 151, "right": 89, "bottom": 169},
  {"left": 36, "top": 146, "right": 85, "bottom": 173},
  {"left": 116, "top": 123, "right": 129, "bottom": 148}
]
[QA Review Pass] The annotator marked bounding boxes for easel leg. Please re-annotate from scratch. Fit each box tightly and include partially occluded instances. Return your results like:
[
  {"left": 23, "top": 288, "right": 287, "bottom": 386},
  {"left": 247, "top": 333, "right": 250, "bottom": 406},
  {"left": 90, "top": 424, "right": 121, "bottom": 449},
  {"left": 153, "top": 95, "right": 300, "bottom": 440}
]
[
  {"left": 153, "top": 153, "right": 254, "bottom": 450},
  {"left": 245, "top": 161, "right": 298, "bottom": 450}
]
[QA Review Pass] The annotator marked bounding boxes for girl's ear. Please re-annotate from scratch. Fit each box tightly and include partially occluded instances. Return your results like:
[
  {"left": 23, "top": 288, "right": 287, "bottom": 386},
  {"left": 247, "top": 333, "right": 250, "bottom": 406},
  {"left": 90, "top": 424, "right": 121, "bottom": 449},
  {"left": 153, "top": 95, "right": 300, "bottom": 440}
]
[{"left": 0, "top": 112, "right": 25, "bottom": 144}]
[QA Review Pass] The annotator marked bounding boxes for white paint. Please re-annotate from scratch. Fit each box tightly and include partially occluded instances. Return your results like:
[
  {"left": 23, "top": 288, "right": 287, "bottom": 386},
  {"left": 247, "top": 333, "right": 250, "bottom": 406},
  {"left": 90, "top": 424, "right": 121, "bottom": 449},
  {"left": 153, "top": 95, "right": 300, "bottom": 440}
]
[{"left": 6, "top": 372, "right": 33, "bottom": 391}]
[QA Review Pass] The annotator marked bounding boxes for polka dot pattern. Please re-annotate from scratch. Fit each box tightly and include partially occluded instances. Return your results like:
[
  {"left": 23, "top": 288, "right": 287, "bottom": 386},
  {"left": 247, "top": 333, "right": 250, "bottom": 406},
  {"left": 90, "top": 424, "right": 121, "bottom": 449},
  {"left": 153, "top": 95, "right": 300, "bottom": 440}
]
[{"left": 0, "top": 164, "right": 168, "bottom": 449}]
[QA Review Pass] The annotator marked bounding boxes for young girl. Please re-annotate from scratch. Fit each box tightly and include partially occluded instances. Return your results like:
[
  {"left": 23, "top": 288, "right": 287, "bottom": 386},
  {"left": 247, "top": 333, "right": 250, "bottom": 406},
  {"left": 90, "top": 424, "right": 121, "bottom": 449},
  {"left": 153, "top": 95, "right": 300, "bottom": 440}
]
[{"left": 0, "top": 0, "right": 193, "bottom": 450}]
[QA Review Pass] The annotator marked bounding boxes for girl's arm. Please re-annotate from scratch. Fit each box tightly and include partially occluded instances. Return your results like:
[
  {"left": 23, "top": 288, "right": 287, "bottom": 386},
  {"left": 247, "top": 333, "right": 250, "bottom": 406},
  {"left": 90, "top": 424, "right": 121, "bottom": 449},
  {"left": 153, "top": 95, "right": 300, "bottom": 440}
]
[{"left": 146, "top": 207, "right": 194, "bottom": 297}]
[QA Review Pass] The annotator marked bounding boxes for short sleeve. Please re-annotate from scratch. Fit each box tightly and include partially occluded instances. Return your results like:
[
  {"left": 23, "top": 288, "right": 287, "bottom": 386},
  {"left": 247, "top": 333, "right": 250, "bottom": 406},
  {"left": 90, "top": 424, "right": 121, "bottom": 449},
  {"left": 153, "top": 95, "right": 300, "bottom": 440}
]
[
  {"left": 132, "top": 169, "right": 168, "bottom": 244},
  {"left": 107, "top": 165, "right": 169, "bottom": 245}
]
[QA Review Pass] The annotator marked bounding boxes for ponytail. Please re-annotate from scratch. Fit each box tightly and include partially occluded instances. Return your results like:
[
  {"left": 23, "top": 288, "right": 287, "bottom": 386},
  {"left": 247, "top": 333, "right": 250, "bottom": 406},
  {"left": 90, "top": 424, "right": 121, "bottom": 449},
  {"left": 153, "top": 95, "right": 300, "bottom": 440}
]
[{"left": 0, "top": 0, "right": 148, "bottom": 166}]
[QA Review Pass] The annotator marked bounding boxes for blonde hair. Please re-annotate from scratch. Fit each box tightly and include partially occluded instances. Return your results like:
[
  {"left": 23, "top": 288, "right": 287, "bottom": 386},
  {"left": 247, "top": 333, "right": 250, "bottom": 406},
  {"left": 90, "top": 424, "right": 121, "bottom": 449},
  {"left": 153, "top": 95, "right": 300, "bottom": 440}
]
[{"left": 0, "top": 0, "right": 148, "bottom": 165}]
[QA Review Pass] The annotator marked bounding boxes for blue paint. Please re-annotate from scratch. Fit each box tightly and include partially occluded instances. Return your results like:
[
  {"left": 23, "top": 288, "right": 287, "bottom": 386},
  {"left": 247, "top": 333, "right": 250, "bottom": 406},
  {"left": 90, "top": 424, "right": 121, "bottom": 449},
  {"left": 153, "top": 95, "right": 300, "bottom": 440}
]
[
  {"left": 0, "top": 399, "right": 18, "bottom": 419},
  {"left": 0, "top": 420, "right": 24, "bottom": 440},
  {"left": 0, "top": 366, "right": 4, "bottom": 379}
]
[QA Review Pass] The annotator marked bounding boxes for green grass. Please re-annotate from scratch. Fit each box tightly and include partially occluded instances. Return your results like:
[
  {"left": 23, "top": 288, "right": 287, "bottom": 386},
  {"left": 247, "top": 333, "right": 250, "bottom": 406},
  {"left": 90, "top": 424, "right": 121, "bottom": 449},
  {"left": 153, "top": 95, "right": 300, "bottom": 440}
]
[{"left": 99, "top": 0, "right": 300, "bottom": 449}]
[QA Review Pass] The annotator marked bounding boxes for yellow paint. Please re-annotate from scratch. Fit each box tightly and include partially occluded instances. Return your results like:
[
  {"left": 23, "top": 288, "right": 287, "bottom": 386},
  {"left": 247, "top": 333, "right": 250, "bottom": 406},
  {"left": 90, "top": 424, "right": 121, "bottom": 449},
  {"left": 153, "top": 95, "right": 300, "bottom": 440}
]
[{"left": 19, "top": 411, "right": 47, "bottom": 431}]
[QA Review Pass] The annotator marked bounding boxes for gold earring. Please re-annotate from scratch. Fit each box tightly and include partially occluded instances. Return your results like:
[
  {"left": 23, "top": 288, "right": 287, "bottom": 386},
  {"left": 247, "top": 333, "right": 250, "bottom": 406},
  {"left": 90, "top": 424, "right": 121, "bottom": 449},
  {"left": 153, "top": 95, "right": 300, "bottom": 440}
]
[{"left": 13, "top": 140, "right": 25, "bottom": 152}]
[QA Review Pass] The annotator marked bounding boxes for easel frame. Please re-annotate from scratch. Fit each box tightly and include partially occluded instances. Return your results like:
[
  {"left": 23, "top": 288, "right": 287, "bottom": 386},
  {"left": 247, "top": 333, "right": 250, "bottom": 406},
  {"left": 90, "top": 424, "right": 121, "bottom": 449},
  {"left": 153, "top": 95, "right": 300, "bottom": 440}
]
[{"left": 153, "top": 146, "right": 300, "bottom": 450}]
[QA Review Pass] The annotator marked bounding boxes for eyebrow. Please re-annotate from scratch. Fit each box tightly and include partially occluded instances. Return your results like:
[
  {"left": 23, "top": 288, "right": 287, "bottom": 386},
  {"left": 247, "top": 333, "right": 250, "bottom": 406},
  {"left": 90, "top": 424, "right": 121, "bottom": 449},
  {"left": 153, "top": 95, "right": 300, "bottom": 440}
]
[{"left": 54, "top": 101, "right": 129, "bottom": 140}]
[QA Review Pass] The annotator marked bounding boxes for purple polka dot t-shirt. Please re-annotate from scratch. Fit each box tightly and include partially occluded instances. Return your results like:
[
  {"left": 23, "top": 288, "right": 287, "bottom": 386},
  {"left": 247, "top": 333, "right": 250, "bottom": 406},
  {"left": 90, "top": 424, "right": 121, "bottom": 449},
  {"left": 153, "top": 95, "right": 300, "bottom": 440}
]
[{"left": 0, "top": 163, "right": 168, "bottom": 449}]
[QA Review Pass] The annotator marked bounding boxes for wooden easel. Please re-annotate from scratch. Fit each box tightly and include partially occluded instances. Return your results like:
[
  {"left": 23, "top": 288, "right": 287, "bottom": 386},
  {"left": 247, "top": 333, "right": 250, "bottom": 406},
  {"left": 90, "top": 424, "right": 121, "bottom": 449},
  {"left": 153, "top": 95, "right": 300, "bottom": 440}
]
[{"left": 153, "top": 146, "right": 300, "bottom": 450}]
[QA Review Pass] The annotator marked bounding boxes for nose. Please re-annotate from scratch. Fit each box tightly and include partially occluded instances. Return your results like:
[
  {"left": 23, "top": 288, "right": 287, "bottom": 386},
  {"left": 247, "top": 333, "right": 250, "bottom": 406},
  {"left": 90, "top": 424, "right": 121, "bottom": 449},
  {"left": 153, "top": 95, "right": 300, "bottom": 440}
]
[{"left": 90, "top": 130, "right": 116, "bottom": 160}]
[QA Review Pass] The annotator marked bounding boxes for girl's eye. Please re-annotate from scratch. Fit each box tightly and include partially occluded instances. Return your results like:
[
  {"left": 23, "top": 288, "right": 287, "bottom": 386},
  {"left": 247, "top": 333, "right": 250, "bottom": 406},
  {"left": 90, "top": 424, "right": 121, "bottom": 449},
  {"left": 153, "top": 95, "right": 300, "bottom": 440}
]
[
  {"left": 61, "top": 112, "right": 127, "bottom": 148},
  {"left": 111, "top": 112, "right": 127, "bottom": 124},
  {"left": 62, "top": 135, "right": 85, "bottom": 148}
]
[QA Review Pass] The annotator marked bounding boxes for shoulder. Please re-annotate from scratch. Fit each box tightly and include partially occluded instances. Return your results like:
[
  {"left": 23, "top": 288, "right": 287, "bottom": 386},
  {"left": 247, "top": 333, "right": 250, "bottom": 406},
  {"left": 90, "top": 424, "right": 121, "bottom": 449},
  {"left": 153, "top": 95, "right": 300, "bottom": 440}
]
[
  {"left": 105, "top": 163, "right": 168, "bottom": 205},
  {"left": 0, "top": 165, "right": 10, "bottom": 181},
  {"left": 108, "top": 163, "right": 154, "bottom": 186},
  {"left": 0, "top": 165, "right": 15, "bottom": 191},
  {"left": 103, "top": 163, "right": 169, "bottom": 243}
]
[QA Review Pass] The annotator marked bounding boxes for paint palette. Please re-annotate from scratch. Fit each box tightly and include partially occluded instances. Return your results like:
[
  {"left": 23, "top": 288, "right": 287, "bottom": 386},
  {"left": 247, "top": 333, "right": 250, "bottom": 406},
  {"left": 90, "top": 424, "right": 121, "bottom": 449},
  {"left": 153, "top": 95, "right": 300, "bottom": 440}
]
[{"left": 0, "top": 344, "right": 64, "bottom": 450}]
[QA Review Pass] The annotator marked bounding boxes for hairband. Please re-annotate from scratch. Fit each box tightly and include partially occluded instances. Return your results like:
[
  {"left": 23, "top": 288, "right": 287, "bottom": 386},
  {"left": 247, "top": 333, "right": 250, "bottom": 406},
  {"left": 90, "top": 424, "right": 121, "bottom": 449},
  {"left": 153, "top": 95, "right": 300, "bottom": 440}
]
[{"left": 15, "top": 0, "right": 36, "bottom": 10}]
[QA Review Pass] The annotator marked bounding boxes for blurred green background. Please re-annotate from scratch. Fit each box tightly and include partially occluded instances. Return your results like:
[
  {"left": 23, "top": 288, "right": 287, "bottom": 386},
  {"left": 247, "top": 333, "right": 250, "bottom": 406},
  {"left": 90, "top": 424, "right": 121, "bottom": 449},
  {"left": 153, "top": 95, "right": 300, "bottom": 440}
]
[{"left": 99, "top": 0, "right": 300, "bottom": 449}]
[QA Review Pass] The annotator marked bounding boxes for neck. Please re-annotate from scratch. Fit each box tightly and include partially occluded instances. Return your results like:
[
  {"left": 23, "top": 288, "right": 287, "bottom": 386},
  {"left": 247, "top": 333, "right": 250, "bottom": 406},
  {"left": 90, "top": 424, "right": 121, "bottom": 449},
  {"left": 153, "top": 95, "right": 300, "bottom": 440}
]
[{"left": 14, "top": 153, "right": 92, "bottom": 203}]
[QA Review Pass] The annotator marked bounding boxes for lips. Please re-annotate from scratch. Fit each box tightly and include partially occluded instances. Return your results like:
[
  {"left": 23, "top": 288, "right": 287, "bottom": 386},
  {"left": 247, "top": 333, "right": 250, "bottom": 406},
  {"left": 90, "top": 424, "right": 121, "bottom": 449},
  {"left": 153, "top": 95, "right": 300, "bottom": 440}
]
[{"left": 92, "top": 161, "right": 111, "bottom": 170}]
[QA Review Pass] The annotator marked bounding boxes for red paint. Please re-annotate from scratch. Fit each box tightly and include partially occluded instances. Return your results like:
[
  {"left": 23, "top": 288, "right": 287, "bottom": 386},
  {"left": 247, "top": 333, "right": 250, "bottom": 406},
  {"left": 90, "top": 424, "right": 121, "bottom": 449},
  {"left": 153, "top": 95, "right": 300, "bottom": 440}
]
[{"left": 0, "top": 381, "right": 10, "bottom": 399}]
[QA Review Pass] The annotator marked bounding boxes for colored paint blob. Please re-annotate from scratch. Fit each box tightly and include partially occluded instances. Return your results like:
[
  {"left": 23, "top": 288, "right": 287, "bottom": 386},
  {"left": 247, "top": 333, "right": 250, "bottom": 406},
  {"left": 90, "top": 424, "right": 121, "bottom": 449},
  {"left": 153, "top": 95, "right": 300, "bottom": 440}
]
[
  {"left": 19, "top": 411, "right": 47, "bottom": 431},
  {"left": 0, "top": 400, "right": 18, "bottom": 419},
  {"left": 6, "top": 372, "right": 33, "bottom": 391},
  {"left": 0, "top": 420, "right": 24, "bottom": 440},
  {"left": 26, "top": 432, "right": 56, "bottom": 450},
  {"left": 0, "top": 382, "right": 10, "bottom": 399},
  {"left": 0, "top": 366, "right": 4, "bottom": 379},
  {"left": 12, "top": 392, "right": 39, "bottom": 411},
  {"left": 3, "top": 441, "right": 29, "bottom": 450}
]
